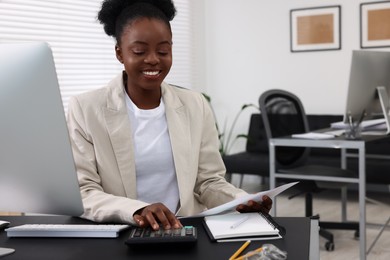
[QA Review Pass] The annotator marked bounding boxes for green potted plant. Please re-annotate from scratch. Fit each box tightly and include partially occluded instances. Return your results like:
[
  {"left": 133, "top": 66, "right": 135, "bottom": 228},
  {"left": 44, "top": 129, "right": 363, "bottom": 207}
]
[{"left": 202, "top": 93, "right": 259, "bottom": 156}]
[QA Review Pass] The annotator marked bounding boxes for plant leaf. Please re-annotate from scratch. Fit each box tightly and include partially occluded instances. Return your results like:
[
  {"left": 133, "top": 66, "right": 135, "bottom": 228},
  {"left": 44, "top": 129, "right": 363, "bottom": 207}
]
[{"left": 202, "top": 93, "right": 211, "bottom": 102}]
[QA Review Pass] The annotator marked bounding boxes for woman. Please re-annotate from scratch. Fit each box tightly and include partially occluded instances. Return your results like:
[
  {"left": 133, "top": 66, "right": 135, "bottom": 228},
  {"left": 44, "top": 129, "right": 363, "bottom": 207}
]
[{"left": 67, "top": 0, "right": 272, "bottom": 230}]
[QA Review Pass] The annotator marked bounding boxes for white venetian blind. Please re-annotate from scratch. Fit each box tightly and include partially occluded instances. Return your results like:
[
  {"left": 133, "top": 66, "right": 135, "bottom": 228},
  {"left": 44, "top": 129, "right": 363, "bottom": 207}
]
[
  {"left": 167, "top": 0, "right": 194, "bottom": 89},
  {"left": 0, "top": 0, "right": 194, "bottom": 112}
]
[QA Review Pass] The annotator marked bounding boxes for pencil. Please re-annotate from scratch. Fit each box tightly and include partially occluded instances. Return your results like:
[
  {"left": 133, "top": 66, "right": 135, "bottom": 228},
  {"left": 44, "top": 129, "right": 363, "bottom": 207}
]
[
  {"left": 235, "top": 247, "right": 263, "bottom": 260},
  {"left": 230, "top": 215, "right": 250, "bottom": 229},
  {"left": 229, "top": 240, "right": 251, "bottom": 260}
]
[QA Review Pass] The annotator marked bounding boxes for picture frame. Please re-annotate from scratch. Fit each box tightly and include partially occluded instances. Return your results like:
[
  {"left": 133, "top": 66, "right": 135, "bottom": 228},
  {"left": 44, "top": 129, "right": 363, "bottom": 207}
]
[
  {"left": 360, "top": 1, "right": 390, "bottom": 48},
  {"left": 290, "top": 6, "right": 341, "bottom": 52}
]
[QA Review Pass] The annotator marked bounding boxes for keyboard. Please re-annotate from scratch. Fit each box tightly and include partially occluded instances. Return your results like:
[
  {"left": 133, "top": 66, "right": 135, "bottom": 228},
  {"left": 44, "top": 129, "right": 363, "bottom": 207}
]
[
  {"left": 125, "top": 225, "right": 197, "bottom": 245},
  {"left": 5, "top": 224, "right": 130, "bottom": 238}
]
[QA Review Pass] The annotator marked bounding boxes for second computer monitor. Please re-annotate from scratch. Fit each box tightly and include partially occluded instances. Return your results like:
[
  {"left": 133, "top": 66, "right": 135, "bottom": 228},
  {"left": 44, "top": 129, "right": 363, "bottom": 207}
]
[{"left": 344, "top": 50, "right": 390, "bottom": 123}]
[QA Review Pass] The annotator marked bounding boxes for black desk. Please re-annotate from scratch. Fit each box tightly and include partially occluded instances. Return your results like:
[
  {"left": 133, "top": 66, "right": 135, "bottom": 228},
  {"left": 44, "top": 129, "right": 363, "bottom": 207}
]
[{"left": 0, "top": 216, "right": 317, "bottom": 260}]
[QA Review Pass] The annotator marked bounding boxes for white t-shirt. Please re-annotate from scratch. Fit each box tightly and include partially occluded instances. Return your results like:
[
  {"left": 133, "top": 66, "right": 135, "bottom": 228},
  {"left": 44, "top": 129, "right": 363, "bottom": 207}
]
[{"left": 125, "top": 94, "right": 179, "bottom": 213}]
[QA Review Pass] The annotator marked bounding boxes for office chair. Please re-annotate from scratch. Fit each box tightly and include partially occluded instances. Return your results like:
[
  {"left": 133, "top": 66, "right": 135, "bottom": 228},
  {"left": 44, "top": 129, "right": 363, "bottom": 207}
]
[
  {"left": 222, "top": 114, "right": 270, "bottom": 188},
  {"left": 259, "top": 89, "right": 359, "bottom": 251}
]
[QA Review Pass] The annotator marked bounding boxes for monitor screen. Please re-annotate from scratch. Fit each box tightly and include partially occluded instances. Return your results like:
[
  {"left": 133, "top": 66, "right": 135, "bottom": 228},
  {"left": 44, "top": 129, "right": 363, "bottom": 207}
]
[
  {"left": 344, "top": 50, "right": 390, "bottom": 123},
  {"left": 0, "top": 42, "right": 83, "bottom": 216}
]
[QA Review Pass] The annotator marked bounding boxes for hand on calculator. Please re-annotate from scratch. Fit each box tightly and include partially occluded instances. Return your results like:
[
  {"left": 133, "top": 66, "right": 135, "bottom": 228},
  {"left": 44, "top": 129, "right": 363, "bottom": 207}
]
[{"left": 133, "top": 203, "right": 182, "bottom": 231}]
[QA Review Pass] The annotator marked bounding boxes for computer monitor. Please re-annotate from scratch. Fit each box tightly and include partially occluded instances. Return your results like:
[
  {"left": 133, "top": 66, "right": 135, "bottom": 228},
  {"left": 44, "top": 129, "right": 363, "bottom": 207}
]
[
  {"left": 344, "top": 50, "right": 390, "bottom": 134},
  {"left": 0, "top": 42, "right": 84, "bottom": 216}
]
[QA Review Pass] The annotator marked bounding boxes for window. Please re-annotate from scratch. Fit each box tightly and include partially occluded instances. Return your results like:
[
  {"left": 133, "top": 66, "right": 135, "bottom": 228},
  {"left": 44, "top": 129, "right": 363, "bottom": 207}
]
[{"left": 0, "top": 0, "right": 195, "bottom": 112}]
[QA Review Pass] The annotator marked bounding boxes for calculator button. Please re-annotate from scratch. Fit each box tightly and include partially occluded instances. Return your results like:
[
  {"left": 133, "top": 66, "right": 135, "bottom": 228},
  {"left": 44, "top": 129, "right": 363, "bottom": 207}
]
[
  {"left": 163, "top": 230, "right": 172, "bottom": 236},
  {"left": 133, "top": 228, "right": 143, "bottom": 237},
  {"left": 154, "top": 230, "right": 162, "bottom": 237},
  {"left": 185, "top": 227, "right": 193, "bottom": 236},
  {"left": 173, "top": 229, "right": 181, "bottom": 236},
  {"left": 143, "top": 229, "right": 151, "bottom": 237}
]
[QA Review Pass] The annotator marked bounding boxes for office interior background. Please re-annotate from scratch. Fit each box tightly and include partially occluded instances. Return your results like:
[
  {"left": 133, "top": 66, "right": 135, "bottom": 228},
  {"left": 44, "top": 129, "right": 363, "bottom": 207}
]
[
  {"left": 203, "top": 0, "right": 390, "bottom": 154},
  {"left": 2, "top": 0, "right": 390, "bottom": 154}
]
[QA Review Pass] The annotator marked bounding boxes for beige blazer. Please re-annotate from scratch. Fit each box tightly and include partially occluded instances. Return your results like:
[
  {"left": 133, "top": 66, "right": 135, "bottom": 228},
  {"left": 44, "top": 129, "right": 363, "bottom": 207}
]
[{"left": 67, "top": 73, "right": 246, "bottom": 224}]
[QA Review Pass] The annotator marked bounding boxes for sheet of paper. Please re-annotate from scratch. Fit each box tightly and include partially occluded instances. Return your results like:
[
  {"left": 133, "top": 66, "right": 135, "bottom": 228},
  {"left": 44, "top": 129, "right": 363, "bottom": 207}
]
[
  {"left": 323, "top": 129, "right": 345, "bottom": 136},
  {"left": 291, "top": 132, "right": 335, "bottom": 139},
  {"left": 182, "top": 182, "right": 298, "bottom": 218}
]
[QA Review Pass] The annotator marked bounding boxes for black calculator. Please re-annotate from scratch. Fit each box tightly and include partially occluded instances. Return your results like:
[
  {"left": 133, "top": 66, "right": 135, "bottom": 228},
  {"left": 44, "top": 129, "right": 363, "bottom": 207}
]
[{"left": 125, "top": 225, "right": 197, "bottom": 245}]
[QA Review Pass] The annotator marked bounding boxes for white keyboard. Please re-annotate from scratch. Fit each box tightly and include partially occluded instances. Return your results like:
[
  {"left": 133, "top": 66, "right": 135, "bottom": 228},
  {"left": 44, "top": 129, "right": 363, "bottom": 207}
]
[{"left": 5, "top": 224, "right": 130, "bottom": 238}]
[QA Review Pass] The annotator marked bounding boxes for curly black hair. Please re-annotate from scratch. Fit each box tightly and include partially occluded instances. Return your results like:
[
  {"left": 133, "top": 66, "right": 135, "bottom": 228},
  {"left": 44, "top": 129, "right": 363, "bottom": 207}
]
[{"left": 97, "top": 0, "right": 176, "bottom": 43}]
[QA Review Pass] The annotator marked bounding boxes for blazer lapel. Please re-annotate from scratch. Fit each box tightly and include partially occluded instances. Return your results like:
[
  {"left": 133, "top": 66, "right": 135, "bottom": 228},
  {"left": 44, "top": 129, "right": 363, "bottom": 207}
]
[
  {"left": 162, "top": 84, "right": 192, "bottom": 204},
  {"left": 103, "top": 75, "right": 137, "bottom": 198}
]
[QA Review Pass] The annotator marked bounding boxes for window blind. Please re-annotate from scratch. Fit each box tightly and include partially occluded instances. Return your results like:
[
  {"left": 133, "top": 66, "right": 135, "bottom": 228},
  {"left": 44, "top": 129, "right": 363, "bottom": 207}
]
[{"left": 0, "top": 0, "right": 194, "bottom": 112}]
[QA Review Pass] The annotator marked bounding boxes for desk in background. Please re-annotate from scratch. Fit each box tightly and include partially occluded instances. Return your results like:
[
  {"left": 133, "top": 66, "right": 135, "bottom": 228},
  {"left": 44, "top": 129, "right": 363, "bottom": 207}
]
[
  {"left": 0, "top": 216, "right": 319, "bottom": 260},
  {"left": 269, "top": 134, "right": 388, "bottom": 260}
]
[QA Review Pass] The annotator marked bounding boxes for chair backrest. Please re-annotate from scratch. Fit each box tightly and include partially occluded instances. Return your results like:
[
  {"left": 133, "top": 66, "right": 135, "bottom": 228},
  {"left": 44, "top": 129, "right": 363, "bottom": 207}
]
[
  {"left": 259, "top": 89, "right": 310, "bottom": 168},
  {"left": 245, "top": 113, "right": 269, "bottom": 153}
]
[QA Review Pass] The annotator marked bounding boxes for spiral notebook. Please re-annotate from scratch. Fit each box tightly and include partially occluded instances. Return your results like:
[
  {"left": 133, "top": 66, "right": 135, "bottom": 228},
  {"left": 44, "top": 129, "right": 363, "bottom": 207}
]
[{"left": 203, "top": 212, "right": 284, "bottom": 242}]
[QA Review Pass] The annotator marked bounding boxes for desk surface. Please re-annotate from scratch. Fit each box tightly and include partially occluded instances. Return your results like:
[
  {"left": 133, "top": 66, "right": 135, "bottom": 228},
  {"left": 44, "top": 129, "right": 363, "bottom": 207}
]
[{"left": 0, "top": 216, "right": 315, "bottom": 260}]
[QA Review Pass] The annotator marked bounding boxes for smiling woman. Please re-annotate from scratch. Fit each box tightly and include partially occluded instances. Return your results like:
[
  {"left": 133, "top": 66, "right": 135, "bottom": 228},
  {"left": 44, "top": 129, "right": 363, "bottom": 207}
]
[{"left": 66, "top": 0, "right": 272, "bottom": 231}]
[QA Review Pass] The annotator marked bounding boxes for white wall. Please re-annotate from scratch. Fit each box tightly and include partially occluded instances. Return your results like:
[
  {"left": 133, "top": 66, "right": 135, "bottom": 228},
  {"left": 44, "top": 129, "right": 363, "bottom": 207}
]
[{"left": 200, "top": 0, "right": 390, "bottom": 153}]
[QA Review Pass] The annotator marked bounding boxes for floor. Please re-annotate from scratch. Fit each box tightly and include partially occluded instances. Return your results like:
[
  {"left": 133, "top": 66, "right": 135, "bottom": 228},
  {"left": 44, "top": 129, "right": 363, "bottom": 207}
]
[{"left": 234, "top": 175, "right": 390, "bottom": 260}]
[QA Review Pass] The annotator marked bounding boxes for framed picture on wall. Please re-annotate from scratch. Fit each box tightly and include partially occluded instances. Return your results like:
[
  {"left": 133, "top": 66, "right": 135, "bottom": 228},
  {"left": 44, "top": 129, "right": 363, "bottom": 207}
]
[
  {"left": 290, "top": 6, "right": 341, "bottom": 52},
  {"left": 361, "top": 1, "right": 390, "bottom": 48}
]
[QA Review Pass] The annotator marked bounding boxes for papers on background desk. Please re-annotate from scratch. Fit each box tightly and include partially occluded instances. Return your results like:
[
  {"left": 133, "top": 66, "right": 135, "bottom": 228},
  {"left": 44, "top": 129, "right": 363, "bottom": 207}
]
[
  {"left": 331, "top": 118, "right": 386, "bottom": 130},
  {"left": 292, "top": 129, "right": 345, "bottom": 139},
  {"left": 291, "top": 132, "right": 336, "bottom": 139},
  {"left": 183, "top": 182, "right": 298, "bottom": 218}
]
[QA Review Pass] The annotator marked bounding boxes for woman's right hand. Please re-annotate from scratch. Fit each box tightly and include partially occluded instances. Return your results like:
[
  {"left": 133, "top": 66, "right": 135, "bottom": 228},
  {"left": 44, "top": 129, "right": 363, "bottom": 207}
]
[{"left": 133, "top": 203, "right": 182, "bottom": 231}]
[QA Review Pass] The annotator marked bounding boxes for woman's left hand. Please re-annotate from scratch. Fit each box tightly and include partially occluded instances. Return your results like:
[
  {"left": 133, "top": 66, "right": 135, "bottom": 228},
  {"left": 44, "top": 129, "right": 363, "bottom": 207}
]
[{"left": 235, "top": 195, "right": 273, "bottom": 214}]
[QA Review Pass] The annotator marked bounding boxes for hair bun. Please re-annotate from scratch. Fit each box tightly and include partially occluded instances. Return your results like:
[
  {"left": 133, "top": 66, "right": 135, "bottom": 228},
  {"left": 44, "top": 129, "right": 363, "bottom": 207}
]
[
  {"left": 98, "top": 0, "right": 176, "bottom": 37},
  {"left": 142, "top": 0, "right": 176, "bottom": 21}
]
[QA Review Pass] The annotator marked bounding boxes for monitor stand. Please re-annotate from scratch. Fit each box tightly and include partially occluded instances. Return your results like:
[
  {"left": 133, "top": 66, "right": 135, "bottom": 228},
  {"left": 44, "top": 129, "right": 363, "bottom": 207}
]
[
  {"left": 376, "top": 86, "right": 390, "bottom": 135},
  {"left": 361, "top": 86, "right": 390, "bottom": 135},
  {"left": 0, "top": 247, "right": 15, "bottom": 257}
]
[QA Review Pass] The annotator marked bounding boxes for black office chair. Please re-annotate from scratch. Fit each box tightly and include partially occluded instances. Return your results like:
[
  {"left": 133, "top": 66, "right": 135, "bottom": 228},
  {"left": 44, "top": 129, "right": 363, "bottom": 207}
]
[
  {"left": 259, "top": 89, "right": 359, "bottom": 251},
  {"left": 222, "top": 114, "right": 270, "bottom": 188}
]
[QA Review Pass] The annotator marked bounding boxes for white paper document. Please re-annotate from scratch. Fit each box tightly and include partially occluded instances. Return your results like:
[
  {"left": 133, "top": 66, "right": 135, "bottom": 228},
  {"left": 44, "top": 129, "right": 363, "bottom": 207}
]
[
  {"left": 291, "top": 132, "right": 336, "bottom": 139},
  {"left": 183, "top": 182, "right": 298, "bottom": 218}
]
